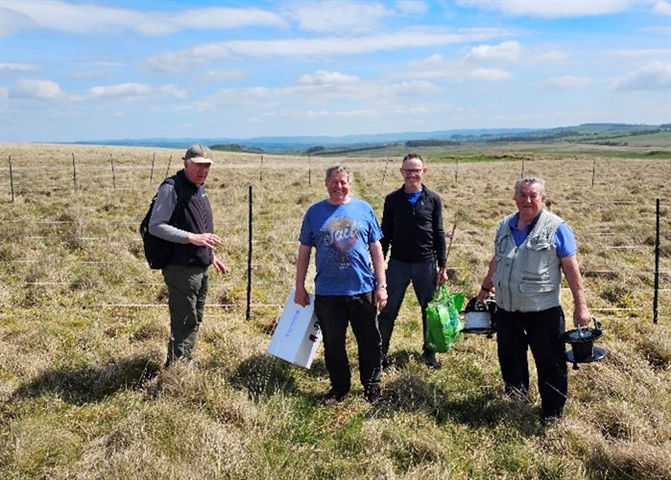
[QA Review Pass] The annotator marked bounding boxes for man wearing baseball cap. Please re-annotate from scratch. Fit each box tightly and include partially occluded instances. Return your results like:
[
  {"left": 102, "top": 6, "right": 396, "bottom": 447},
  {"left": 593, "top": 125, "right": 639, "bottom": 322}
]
[{"left": 148, "top": 144, "right": 229, "bottom": 367}]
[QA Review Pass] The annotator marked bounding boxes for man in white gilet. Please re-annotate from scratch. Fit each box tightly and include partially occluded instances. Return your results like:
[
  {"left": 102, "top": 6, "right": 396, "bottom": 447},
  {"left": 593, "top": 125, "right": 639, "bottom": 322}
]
[{"left": 477, "top": 176, "right": 591, "bottom": 425}]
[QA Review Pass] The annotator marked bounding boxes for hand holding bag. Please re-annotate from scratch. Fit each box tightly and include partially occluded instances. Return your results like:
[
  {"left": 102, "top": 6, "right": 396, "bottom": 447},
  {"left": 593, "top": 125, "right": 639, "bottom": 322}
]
[{"left": 425, "top": 285, "right": 465, "bottom": 353}]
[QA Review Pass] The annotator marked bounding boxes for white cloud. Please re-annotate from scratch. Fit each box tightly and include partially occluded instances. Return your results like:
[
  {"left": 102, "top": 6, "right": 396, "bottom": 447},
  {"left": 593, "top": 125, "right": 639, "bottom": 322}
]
[
  {"left": 466, "top": 41, "right": 522, "bottom": 62},
  {"left": 267, "top": 108, "right": 379, "bottom": 120},
  {"left": 611, "top": 61, "right": 671, "bottom": 91},
  {"left": 285, "top": 0, "right": 393, "bottom": 33},
  {"left": 144, "top": 26, "right": 509, "bottom": 73},
  {"left": 608, "top": 48, "right": 670, "bottom": 57},
  {"left": 2, "top": 1, "right": 144, "bottom": 36},
  {"left": 405, "top": 48, "right": 518, "bottom": 83},
  {"left": 643, "top": 25, "right": 671, "bottom": 35},
  {"left": 70, "top": 70, "right": 108, "bottom": 80},
  {"left": 203, "top": 69, "right": 249, "bottom": 83},
  {"left": 10, "top": 79, "right": 66, "bottom": 99},
  {"left": 0, "top": 7, "right": 28, "bottom": 38},
  {"left": 543, "top": 76, "right": 592, "bottom": 89},
  {"left": 534, "top": 50, "right": 569, "bottom": 63},
  {"left": 154, "top": 6, "right": 285, "bottom": 34},
  {"left": 393, "top": 55, "right": 459, "bottom": 81},
  {"left": 413, "top": 54, "right": 449, "bottom": 68},
  {"left": 198, "top": 76, "right": 441, "bottom": 112},
  {"left": 457, "top": 0, "right": 635, "bottom": 18},
  {"left": 467, "top": 68, "right": 514, "bottom": 82},
  {"left": 381, "top": 80, "right": 441, "bottom": 96},
  {"left": 203, "top": 86, "right": 274, "bottom": 108},
  {"left": 395, "top": 1, "right": 430, "bottom": 15},
  {"left": 87, "top": 83, "right": 190, "bottom": 100},
  {"left": 405, "top": 53, "right": 518, "bottom": 83},
  {"left": 0, "top": 0, "right": 285, "bottom": 37},
  {"left": 653, "top": 1, "right": 671, "bottom": 15},
  {"left": 298, "top": 70, "right": 359, "bottom": 85},
  {"left": 0, "top": 63, "right": 39, "bottom": 77}
]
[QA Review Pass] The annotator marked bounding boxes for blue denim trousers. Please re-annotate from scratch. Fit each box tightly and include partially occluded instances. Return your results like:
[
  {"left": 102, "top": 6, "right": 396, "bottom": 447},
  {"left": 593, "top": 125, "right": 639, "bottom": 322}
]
[
  {"left": 377, "top": 258, "right": 437, "bottom": 355},
  {"left": 314, "top": 292, "right": 382, "bottom": 393}
]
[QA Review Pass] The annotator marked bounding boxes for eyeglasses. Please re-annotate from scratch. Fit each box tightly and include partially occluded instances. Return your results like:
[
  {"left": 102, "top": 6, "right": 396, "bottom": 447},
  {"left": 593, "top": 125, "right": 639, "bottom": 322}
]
[{"left": 402, "top": 168, "right": 423, "bottom": 174}]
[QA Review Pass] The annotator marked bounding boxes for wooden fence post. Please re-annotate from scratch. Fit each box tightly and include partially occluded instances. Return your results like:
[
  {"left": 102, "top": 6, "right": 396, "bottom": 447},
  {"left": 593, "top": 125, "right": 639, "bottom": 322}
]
[
  {"left": 8, "top": 156, "right": 15, "bottom": 202},
  {"left": 110, "top": 154, "right": 116, "bottom": 189},
  {"left": 165, "top": 155, "right": 172, "bottom": 179},
  {"left": 72, "top": 153, "right": 78, "bottom": 193}
]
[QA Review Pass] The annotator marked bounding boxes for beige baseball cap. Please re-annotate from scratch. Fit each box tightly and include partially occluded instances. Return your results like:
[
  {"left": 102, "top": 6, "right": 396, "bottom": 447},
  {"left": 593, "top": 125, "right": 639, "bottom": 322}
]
[{"left": 182, "top": 144, "right": 213, "bottom": 164}]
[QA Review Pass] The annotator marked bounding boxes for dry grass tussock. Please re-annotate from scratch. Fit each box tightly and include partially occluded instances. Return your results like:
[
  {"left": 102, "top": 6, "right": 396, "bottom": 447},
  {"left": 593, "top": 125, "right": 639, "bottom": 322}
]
[{"left": 1, "top": 143, "right": 670, "bottom": 479}]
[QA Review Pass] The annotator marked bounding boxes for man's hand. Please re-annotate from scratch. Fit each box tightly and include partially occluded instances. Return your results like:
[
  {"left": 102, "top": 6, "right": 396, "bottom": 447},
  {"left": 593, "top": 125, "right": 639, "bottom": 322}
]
[
  {"left": 437, "top": 267, "right": 449, "bottom": 285},
  {"left": 375, "top": 286, "right": 388, "bottom": 310},
  {"left": 294, "top": 285, "right": 310, "bottom": 307},
  {"left": 212, "top": 256, "right": 229, "bottom": 274},
  {"left": 574, "top": 304, "right": 592, "bottom": 327},
  {"left": 189, "top": 232, "right": 222, "bottom": 249}
]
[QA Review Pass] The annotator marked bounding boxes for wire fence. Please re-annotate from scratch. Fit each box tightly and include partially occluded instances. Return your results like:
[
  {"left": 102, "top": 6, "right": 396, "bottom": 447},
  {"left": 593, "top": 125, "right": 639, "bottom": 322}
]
[{"left": 2, "top": 148, "right": 671, "bottom": 324}]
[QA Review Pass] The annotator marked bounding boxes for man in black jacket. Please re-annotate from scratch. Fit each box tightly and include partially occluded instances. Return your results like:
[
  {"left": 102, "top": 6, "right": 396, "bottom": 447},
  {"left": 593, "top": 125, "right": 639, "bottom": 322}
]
[
  {"left": 378, "top": 154, "right": 448, "bottom": 369},
  {"left": 148, "top": 144, "right": 229, "bottom": 366}
]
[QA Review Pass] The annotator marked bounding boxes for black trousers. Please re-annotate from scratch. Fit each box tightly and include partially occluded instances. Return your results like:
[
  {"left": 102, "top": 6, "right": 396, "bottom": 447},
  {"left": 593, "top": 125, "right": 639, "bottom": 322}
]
[
  {"left": 314, "top": 292, "right": 382, "bottom": 393},
  {"left": 496, "top": 306, "right": 568, "bottom": 418},
  {"left": 377, "top": 258, "right": 437, "bottom": 355}
]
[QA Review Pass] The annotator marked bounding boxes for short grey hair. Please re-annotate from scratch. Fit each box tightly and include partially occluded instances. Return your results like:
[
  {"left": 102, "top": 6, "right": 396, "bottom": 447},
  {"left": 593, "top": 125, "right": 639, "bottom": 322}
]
[
  {"left": 325, "top": 163, "right": 352, "bottom": 182},
  {"left": 514, "top": 176, "right": 545, "bottom": 196}
]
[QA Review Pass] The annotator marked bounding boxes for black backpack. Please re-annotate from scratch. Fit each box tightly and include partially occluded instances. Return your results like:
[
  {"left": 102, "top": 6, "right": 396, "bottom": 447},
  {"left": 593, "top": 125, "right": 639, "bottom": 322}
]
[{"left": 139, "top": 177, "right": 186, "bottom": 269}]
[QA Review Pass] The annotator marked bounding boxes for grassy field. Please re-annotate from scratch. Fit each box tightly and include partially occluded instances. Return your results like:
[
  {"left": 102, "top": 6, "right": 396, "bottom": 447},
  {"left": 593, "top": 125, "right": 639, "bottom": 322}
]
[{"left": 1, "top": 142, "right": 670, "bottom": 479}]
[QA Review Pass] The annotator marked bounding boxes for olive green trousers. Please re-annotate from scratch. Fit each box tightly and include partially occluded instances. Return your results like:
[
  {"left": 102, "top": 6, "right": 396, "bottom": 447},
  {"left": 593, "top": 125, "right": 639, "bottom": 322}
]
[{"left": 162, "top": 263, "right": 209, "bottom": 365}]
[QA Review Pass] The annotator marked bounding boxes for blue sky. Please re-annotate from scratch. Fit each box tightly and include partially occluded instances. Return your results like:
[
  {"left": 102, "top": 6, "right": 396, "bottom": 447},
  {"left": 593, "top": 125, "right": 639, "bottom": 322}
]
[{"left": 1, "top": 0, "right": 670, "bottom": 143}]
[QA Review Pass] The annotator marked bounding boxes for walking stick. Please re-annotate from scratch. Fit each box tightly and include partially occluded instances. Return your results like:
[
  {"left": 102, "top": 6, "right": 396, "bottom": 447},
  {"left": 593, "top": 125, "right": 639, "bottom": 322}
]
[
  {"left": 438, "top": 224, "right": 456, "bottom": 286},
  {"left": 446, "top": 224, "right": 456, "bottom": 260}
]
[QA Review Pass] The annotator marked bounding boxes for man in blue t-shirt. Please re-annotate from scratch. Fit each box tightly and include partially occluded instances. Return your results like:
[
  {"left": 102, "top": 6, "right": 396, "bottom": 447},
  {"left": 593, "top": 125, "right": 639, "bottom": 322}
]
[{"left": 295, "top": 164, "right": 388, "bottom": 405}]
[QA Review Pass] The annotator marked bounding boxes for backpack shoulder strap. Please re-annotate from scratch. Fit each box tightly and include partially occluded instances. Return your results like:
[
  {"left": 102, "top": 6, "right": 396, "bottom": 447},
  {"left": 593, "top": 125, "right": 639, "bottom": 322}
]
[{"left": 160, "top": 174, "right": 190, "bottom": 225}]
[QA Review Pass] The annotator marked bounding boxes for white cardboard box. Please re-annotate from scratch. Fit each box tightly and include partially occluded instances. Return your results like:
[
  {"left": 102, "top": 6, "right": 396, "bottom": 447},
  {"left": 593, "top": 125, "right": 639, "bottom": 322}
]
[{"left": 267, "top": 289, "right": 322, "bottom": 368}]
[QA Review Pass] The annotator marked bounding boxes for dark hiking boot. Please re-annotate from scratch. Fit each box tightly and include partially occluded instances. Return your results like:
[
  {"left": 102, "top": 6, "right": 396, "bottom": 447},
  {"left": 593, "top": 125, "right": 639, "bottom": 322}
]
[
  {"left": 364, "top": 384, "right": 381, "bottom": 403},
  {"left": 422, "top": 350, "right": 441, "bottom": 370},
  {"left": 319, "top": 388, "right": 349, "bottom": 406}
]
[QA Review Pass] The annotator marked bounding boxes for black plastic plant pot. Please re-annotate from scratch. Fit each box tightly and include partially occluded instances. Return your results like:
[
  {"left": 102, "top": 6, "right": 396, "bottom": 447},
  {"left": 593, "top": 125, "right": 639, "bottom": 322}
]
[{"left": 560, "top": 318, "right": 606, "bottom": 370}]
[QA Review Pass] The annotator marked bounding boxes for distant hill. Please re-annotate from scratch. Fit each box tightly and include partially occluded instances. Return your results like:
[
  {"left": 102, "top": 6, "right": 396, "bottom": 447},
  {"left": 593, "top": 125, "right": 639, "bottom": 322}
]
[{"left": 73, "top": 123, "right": 669, "bottom": 153}]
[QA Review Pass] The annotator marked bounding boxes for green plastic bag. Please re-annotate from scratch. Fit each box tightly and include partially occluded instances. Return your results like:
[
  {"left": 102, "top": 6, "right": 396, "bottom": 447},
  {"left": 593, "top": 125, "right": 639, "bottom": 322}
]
[{"left": 425, "top": 285, "right": 465, "bottom": 353}]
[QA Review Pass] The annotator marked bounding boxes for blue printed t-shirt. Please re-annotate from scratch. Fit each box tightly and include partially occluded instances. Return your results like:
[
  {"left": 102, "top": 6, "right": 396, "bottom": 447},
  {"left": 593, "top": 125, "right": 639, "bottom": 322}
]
[
  {"left": 508, "top": 213, "right": 577, "bottom": 258},
  {"left": 299, "top": 198, "right": 383, "bottom": 296}
]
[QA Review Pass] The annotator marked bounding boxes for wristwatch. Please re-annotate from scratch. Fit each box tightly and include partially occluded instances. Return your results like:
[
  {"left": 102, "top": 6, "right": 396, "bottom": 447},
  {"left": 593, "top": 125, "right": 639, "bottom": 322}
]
[{"left": 377, "top": 283, "right": 387, "bottom": 290}]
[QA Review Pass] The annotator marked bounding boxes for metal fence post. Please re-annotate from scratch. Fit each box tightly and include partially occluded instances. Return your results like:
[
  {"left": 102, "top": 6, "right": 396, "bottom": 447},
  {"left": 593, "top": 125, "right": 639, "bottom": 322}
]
[
  {"left": 653, "top": 198, "right": 660, "bottom": 324},
  {"left": 246, "top": 185, "right": 253, "bottom": 320}
]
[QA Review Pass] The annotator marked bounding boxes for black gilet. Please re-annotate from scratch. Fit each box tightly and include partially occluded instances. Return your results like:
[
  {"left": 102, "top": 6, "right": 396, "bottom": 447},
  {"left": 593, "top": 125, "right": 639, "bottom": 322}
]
[{"left": 169, "top": 169, "right": 214, "bottom": 268}]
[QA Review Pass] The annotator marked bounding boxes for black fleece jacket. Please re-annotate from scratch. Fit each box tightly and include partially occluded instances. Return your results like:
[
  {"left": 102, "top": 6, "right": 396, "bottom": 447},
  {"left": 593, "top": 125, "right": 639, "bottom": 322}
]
[{"left": 380, "top": 184, "right": 447, "bottom": 268}]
